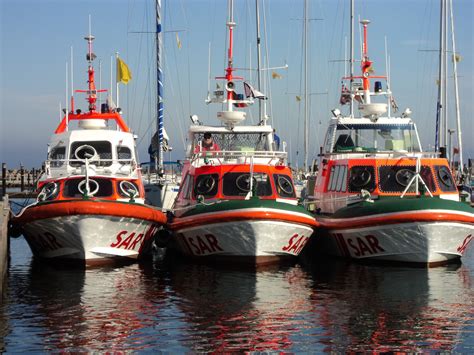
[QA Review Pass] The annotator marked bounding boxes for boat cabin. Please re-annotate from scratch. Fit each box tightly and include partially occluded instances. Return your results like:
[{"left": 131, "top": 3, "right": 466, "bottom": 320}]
[
  {"left": 37, "top": 121, "right": 144, "bottom": 203},
  {"left": 174, "top": 163, "right": 297, "bottom": 208},
  {"left": 312, "top": 117, "right": 459, "bottom": 213}
]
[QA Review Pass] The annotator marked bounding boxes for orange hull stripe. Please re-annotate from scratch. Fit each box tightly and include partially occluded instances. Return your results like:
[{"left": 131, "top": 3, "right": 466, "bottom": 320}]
[
  {"left": 15, "top": 200, "right": 167, "bottom": 225},
  {"left": 319, "top": 211, "right": 474, "bottom": 229},
  {"left": 170, "top": 210, "right": 319, "bottom": 230}
]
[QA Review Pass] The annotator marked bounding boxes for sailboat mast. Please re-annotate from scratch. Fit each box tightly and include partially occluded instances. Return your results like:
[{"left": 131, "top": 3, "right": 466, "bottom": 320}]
[
  {"left": 350, "top": 0, "right": 354, "bottom": 118},
  {"left": 303, "top": 0, "right": 309, "bottom": 172},
  {"left": 449, "top": 0, "right": 462, "bottom": 168},
  {"left": 255, "top": 0, "right": 263, "bottom": 123},
  {"left": 156, "top": 0, "right": 164, "bottom": 175},
  {"left": 435, "top": 0, "right": 445, "bottom": 152}
]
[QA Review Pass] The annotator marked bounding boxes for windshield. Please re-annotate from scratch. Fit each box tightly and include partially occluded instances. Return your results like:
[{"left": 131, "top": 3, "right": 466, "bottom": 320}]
[{"left": 331, "top": 123, "right": 421, "bottom": 153}]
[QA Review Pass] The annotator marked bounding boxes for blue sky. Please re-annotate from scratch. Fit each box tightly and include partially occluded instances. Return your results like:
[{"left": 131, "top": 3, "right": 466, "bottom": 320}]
[{"left": 1, "top": 0, "right": 472, "bottom": 169}]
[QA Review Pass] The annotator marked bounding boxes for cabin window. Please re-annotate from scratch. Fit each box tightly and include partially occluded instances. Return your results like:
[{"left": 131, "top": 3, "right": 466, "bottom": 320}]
[
  {"left": 193, "top": 132, "right": 267, "bottom": 152},
  {"left": 37, "top": 182, "right": 60, "bottom": 201},
  {"left": 63, "top": 178, "right": 113, "bottom": 198},
  {"left": 69, "top": 141, "right": 113, "bottom": 167},
  {"left": 179, "top": 174, "right": 194, "bottom": 200},
  {"left": 117, "top": 146, "right": 132, "bottom": 164},
  {"left": 49, "top": 146, "right": 66, "bottom": 167},
  {"left": 117, "top": 180, "right": 140, "bottom": 198},
  {"left": 223, "top": 172, "right": 272, "bottom": 197},
  {"left": 328, "top": 166, "right": 348, "bottom": 192},
  {"left": 336, "top": 166, "right": 347, "bottom": 192},
  {"left": 378, "top": 165, "right": 436, "bottom": 193},
  {"left": 328, "top": 166, "right": 336, "bottom": 191},
  {"left": 194, "top": 174, "right": 219, "bottom": 198},
  {"left": 434, "top": 165, "right": 457, "bottom": 192},
  {"left": 333, "top": 123, "right": 421, "bottom": 153},
  {"left": 348, "top": 166, "right": 376, "bottom": 193},
  {"left": 273, "top": 174, "right": 296, "bottom": 198}
]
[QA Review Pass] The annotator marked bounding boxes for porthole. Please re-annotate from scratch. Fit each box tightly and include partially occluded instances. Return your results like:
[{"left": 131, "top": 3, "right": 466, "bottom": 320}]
[
  {"left": 395, "top": 169, "right": 415, "bottom": 187},
  {"left": 236, "top": 174, "right": 256, "bottom": 192},
  {"left": 277, "top": 175, "right": 294, "bottom": 195},
  {"left": 37, "top": 182, "right": 59, "bottom": 202},
  {"left": 195, "top": 175, "right": 216, "bottom": 194},
  {"left": 350, "top": 167, "right": 372, "bottom": 188}
]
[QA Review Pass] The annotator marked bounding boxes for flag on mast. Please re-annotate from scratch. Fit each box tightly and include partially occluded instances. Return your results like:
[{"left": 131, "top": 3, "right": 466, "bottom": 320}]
[
  {"left": 117, "top": 57, "right": 132, "bottom": 84},
  {"left": 243, "top": 82, "right": 267, "bottom": 100}
]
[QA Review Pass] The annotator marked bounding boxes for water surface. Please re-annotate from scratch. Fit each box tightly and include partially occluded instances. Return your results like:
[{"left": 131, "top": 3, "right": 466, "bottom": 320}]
[{"left": 1, "top": 236, "right": 473, "bottom": 352}]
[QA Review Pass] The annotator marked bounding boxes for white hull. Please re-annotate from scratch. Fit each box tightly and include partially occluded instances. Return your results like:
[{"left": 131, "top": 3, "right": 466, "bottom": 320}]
[
  {"left": 320, "top": 222, "right": 474, "bottom": 264},
  {"left": 144, "top": 181, "right": 180, "bottom": 211},
  {"left": 174, "top": 220, "right": 314, "bottom": 261},
  {"left": 22, "top": 215, "right": 159, "bottom": 264}
]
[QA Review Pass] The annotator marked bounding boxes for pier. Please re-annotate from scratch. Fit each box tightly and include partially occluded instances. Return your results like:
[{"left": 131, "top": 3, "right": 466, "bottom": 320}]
[{"left": 0, "top": 195, "right": 9, "bottom": 298}]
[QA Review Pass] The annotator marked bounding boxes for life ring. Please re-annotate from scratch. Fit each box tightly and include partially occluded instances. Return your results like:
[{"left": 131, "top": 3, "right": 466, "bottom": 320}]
[
  {"left": 37, "top": 182, "right": 59, "bottom": 202},
  {"left": 395, "top": 168, "right": 415, "bottom": 187},
  {"left": 350, "top": 167, "right": 372, "bottom": 188},
  {"left": 78, "top": 179, "right": 100, "bottom": 197},
  {"left": 119, "top": 180, "right": 139, "bottom": 198},
  {"left": 277, "top": 175, "right": 294, "bottom": 195},
  {"left": 236, "top": 174, "right": 256, "bottom": 192},
  {"left": 195, "top": 175, "right": 216, "bottom": 194},
  {"left": 74, "top": 144, "right": 99, "bottom": 162}
]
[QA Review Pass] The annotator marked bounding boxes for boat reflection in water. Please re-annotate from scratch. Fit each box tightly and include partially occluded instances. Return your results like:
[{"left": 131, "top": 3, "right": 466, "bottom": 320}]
[
  {"left": 302, "top": 257, "right": 474, "bottom": 353},
  {"left": 3, "top": 239, "right": 473, "bottom": 352},
  {"left": 167, "top": 260, "right": 314, "bottom": 352}
]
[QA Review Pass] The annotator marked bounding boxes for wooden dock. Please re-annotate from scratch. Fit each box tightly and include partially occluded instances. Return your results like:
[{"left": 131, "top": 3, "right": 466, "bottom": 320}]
[{"left": 0, "top": 195, "right": 9, "bottom": 298}]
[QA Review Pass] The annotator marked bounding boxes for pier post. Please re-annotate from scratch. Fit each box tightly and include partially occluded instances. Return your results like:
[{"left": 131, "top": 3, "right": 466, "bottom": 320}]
[
  {"left": 0, "top": 195, "right": 9, "bottom": 298},
  {"left": 1, "top": 163, "right": 5, "bottom": 198},
  {"left": 20, "top": 165, "right": 24, "bottom": 192}
]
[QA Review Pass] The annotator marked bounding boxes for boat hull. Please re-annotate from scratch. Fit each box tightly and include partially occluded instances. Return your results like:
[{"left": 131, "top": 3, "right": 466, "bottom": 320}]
[
  {"left": 12, "top": 200, "right": 167, "bottom": 265},
  {"left": 316, "top": 198, "right": 474, "bottom": 266},
  {"left": 170, "top": 201, "right": 317, "bottom": 264},
  {"left": 319, "top": 221, "right": 473, "bottom": 265}
]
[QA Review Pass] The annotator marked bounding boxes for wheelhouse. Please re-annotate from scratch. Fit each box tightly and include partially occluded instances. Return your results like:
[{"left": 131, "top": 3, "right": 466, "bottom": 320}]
[
  {"left": 175, "top": 164, "right": 297, "bottom": 207},
  {"left": 324, "top": 118, "right": 422, "bottom": 154},
  {"left": 314, "top": 157, "right": 458, "bottom": 213}
]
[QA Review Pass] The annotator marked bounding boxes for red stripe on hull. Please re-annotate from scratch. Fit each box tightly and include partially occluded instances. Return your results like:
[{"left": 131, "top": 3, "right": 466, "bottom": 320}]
[
  {"left": 170, "top": 209, "right": 318, "bottom": 231},
  {"left": 14, "top": 200, "right": 167, "bottom": 225},
  {"left": 319, "top": 211, "right": 474, "bottom": 230}
]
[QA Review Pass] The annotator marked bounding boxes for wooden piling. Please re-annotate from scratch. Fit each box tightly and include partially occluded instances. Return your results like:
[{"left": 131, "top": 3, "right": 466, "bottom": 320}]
[
  {"left": 1, "top": 163, "right": 6, "bottom": 198},
  {"left": 20, "top": 165, "right": 25, "bottom": 192},
  {"left": 0, "top": 195, "right": 9, "bottom": 298}
]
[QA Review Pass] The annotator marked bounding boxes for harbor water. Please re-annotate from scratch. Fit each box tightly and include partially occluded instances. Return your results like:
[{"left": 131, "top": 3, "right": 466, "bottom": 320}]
[
  {"left": 1, "top": 234, "right": 473, "bottom": 352},
  {"left": 1, "top": 197, "right": 473, "bottom": 352}
]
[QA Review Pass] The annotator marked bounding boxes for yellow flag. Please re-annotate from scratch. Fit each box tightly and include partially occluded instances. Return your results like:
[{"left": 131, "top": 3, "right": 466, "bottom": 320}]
[
  {"left": 272, "top": 71, "right": 282, "bottom": 79},
  {"left": 176, "top": 33, "right": 182, "bottom": 49},
  {"left": 117, "top": 57, "right": 132, "bottom": 84},
  {"left": 453, "top": 53, "right": 462, "bottom": 63}
]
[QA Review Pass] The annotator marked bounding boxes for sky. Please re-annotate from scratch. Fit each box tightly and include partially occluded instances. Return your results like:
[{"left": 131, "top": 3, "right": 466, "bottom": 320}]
[{"left": 0, "top": 0, "right": 473, "bottom": 169}]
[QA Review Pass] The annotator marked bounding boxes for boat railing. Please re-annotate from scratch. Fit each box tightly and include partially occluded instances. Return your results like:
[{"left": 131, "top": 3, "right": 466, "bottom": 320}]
[
  {"left": 191, "top": 150, "right": 287, "bottom": 166},
  {"left": 322, "top": 151, "right": 440, "bottom": 159},
  {"left": 45, "top": 158, "right": 139, "bottom": 178}
]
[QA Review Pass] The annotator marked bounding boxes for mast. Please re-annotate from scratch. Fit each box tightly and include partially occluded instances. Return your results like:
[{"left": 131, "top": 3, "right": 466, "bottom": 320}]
[
  {"left": 84, "top": 26, "right": 98, "bottom": 112},
  {"left": 435, "top": 0, "right": 445, "bottom": 152},
  {"left": 156, "top": 0, "right": 164, "bottom": 175},
  {"left": 303, "top": 0, "right": 308, "bottom": 172},
  {"left": 449, "top": 0, "right": 462, "bottom": 168},
  {"left": 255, "top": 0, "right": 263, "bottom": 122},
  {"left": 349, "top": 0, "right": 354, "bottom": 118},
  {"left": 225, "top": 0, "right": 236, "bottom": 113}
]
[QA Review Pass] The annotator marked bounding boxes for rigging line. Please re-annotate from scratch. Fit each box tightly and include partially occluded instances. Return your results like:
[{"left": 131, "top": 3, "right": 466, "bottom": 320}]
[
  {"left": 166, "top": 1, "right": 186, "bottom": 150},
  {"left": 178, "top": 0, "right": 192, "bottom": 117}
]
